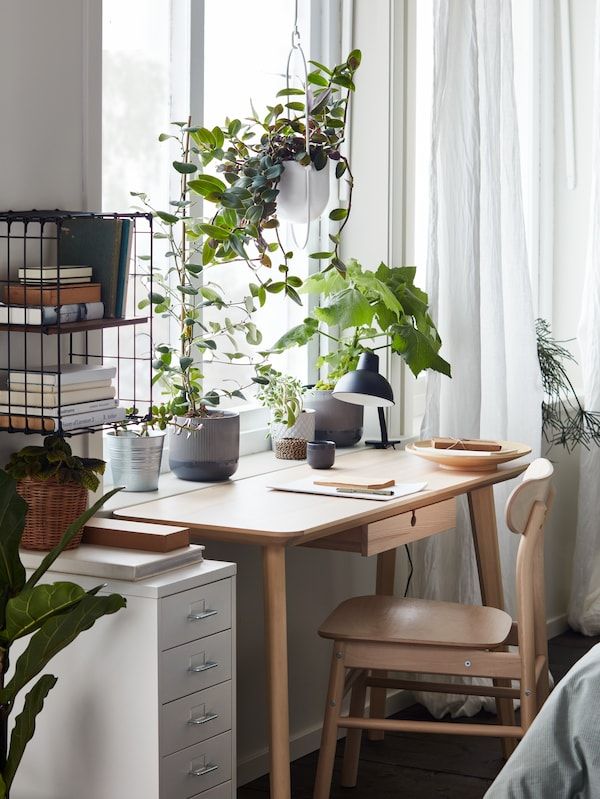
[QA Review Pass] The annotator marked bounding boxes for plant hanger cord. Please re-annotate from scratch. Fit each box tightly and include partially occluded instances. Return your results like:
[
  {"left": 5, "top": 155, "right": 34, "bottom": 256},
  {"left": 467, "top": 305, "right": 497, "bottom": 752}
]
[{"left": 285, "top": 0, "right": 312, "bottom": 250}]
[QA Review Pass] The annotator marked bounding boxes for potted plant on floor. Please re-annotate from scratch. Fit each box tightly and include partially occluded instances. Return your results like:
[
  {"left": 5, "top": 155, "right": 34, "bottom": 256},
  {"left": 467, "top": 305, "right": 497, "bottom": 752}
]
[
  {"left": 269, "top": 259, "right": 451, "bottom": 445},
  {"left": 4, "top": 435, "right": 106, "bottom": 550},
  {"left": 0, "top": 470, "right": 125, "bottom": 798},
  {"left": 256, "top": 366, "right": 316, "bottom": 459}
]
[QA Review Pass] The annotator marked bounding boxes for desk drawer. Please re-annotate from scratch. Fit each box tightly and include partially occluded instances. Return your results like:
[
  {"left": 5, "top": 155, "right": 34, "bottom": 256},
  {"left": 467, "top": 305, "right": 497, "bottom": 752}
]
[
  {"left": 303, "top": 498, "right": 456, "bottom": 556},
  {"left": 161, "top": 731, "right": 232, "bottom": 798},
  {"left": 161, "top": 680, "right": 232, "bottom": 756},
  {"left": 364, "top": 498, "right": 456, "bottom": 555},
  {"left": 161, "top": 630, "right": 232, "bottom": 703},
  {"left": 161, "top": 579, "right": 232, "bottom": 651}
]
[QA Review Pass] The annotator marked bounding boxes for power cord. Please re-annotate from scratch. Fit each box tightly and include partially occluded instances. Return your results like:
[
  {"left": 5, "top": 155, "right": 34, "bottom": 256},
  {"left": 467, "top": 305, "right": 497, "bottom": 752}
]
[{"left": 403, "top": 544, "right": 413, "bottom": 597}]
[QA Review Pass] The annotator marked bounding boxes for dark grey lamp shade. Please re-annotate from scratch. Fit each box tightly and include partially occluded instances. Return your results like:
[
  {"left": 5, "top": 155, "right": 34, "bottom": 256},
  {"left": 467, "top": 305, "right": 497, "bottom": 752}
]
[
  {"left": 332, "top": 351, "right": 400, "bottom": 449},
  {"left": 332, "top": 351, "right": 394, "bottom": 407}
]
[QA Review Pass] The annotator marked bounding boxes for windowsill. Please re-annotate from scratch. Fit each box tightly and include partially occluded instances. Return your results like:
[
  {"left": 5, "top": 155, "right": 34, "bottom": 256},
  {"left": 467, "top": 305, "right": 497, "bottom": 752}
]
[{"left": 101, "top": 438, "right": 413, "bottom": 515}]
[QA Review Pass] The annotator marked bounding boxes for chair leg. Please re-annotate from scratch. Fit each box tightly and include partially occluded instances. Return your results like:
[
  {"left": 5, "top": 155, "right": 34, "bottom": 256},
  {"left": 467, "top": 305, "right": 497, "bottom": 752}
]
[
  {"left": 341, "top": 672, "right": 367, "bottom": 788},
  {"left": 314, "top": 643, "right": 347, "bottom": 799}
]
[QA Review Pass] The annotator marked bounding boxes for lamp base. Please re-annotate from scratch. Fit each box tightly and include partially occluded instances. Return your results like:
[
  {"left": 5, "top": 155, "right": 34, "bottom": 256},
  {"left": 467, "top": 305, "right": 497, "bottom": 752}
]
[{"left": 365, "top": 438, "right": 402, "bottom": 450}]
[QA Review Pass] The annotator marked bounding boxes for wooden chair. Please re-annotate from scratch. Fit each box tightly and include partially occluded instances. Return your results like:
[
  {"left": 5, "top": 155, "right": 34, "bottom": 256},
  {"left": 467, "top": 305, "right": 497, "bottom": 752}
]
[{"left": 313, "top": 459, "right": 554, "bottom": 798}]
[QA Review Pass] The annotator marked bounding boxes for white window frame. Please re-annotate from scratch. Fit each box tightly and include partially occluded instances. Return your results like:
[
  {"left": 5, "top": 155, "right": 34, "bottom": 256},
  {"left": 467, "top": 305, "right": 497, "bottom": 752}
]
[{"left": 173, "top": 0, "right": 347, "bottom": 456}]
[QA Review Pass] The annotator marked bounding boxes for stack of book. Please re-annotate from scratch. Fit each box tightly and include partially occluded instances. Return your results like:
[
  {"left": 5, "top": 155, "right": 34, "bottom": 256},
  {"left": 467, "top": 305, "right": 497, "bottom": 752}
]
[
  {"left": 0, "top": 364, "right": 126, "bottom": 432},
  {"left": 0, "top": 267, "right": 104, "bottom": 325},
  {"left": 0, "top": 215, "right": 134, "bottom": 325}
]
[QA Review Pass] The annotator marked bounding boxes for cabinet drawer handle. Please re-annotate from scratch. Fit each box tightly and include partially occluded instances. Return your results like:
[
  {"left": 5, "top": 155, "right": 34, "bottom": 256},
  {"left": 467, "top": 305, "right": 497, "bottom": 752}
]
[
  {"left": 189, "top": 763, "right": 219, "bottom": 777},
  {"left": 188, "top": 711, "right": 219, "bottom": 726},
  {"left": 188, "top": 609, "right": 218, "bottom": 621},
  {"left": 189, "top": 660, "right": 218, "bottom": 674}
]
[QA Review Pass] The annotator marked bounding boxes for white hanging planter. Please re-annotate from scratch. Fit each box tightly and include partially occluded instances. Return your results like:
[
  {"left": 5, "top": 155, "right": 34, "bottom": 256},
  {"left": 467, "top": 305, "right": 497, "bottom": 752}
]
[{"left": 277, "top": 160, "right": 330, "bottom": 224}]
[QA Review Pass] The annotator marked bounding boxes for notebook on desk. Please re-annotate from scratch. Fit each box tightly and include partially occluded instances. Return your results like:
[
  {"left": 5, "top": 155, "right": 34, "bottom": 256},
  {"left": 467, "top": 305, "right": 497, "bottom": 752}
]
[{"left": 267, "top": 477, "right": 427, "bottom": 501}]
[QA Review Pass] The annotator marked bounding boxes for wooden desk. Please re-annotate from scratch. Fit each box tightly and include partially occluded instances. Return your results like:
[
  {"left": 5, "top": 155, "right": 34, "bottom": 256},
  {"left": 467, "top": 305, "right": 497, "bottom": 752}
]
[{"left": 115, "top": 447, "right": 528, "bottom": 798}]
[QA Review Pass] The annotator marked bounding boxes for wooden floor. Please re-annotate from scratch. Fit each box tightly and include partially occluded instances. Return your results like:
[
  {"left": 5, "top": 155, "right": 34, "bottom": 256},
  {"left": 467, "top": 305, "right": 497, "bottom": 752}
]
[{"left": 238, "top": 629, "right": 600, "bottom": 798}]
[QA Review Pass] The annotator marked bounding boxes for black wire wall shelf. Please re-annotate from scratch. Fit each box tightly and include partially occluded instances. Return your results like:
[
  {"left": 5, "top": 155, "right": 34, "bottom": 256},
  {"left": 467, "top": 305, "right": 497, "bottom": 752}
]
[{"left": 0, "top": 209, "right": 154, "bottom": 436}]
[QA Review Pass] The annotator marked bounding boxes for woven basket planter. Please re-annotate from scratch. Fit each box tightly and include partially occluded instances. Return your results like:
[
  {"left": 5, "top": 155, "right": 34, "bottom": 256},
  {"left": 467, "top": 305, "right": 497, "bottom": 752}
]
[
  {"left": 274, "top": 437, "right": 307, "bottom": 460},
  {"left": 17, "top": 478, "right": 88, "bottom": 551}
]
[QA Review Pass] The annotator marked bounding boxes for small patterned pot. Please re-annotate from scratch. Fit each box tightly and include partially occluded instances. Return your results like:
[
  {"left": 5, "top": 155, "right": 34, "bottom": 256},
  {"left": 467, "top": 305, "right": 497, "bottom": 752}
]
[
  {"left": 269, "top": 409, "right": 316, "bottom": 452},
  {"left": 274, "top": 438, "right": 307, "bottom": 460}
]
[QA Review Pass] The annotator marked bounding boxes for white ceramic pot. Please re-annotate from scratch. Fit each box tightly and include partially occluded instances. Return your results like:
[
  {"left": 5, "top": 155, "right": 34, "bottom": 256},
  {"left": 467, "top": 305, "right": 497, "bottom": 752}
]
[
  {"left": 269, "top": 408, "right": 316, "bottom": 451},
  {"left": 277, "top": 161, "right": 330, "bottom": 223}
]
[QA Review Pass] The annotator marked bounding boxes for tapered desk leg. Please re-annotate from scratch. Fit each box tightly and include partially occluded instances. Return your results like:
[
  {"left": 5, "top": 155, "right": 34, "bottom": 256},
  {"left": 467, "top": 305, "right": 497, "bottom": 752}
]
[
  {"left": 263, "top": 545, "right": 291, "bottom": 799},
  {"left": 368, "top": 549, "right": 397, "bottom": 741},
  {"left": 468, "top": 485, "right": 517, "bottom": 758}
]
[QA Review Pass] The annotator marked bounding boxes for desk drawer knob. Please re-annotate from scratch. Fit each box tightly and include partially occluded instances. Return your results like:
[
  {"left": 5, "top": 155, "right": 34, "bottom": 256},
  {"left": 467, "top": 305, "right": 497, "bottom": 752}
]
[
  {"left": 189, "top": 763, "right": 219, "bottom": 777},
  {"left": 188, "top": 609, "right": 218, "bottom": 621},
  {"left": 188, "top": 711, "right": 219, "bottom": 726},
  {"left": 189, "top": 660, "right": 218, "bottom": 674}
]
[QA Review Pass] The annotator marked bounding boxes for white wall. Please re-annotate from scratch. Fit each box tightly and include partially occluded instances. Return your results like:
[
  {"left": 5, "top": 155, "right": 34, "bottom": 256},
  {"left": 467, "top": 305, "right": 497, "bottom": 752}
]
[{"left": 0, "top": 0, "right": 101, "bottom": 464}]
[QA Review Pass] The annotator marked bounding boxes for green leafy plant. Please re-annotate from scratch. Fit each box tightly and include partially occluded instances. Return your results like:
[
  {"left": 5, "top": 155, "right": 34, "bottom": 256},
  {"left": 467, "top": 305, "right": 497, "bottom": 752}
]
[
  {"left": 113, "top": 405, "right": 174, "bottom": 436},
  {"left": 269, "top": 259, "right": 451, "bottom": 388},
  {"left": 0, "top": 471, "right": 125, "bottom": 798},
  {"left": 255, "top": 366, "right": 305, "bottom": 428},
  {"left": 537, "top": 318, "right": 600, "bottom": 451},
  {"left": 133, "top": 50, "right": 361, "bottom": 422},
  {"left": 5, "top": 436, "right": 105, "bottom": 492}
]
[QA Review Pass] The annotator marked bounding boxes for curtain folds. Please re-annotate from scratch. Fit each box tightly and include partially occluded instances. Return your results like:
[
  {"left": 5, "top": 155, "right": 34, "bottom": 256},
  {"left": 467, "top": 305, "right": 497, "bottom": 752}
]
[
  {"left": 569, "top": 0, "right": 600, "bottom": 636},
  {"left": 413, "top": 0, "right": 543, "bottom": 718}
]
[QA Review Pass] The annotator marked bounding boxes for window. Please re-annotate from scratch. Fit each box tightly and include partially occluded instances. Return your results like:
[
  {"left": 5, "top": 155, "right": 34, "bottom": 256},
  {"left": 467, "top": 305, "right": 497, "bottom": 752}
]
[{"left": 103, "top": 1, "right": 326, "bottom": 448}]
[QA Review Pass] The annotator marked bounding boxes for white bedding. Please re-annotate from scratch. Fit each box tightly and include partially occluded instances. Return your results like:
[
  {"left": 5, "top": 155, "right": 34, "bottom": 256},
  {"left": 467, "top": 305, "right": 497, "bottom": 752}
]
[{"left": 485, "top": 643, "right": 600, "bottom": 798}]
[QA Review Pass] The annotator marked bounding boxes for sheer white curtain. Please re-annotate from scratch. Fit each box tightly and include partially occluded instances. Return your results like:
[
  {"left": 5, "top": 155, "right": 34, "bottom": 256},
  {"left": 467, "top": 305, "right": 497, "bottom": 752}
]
[
  {"left": 569, "top": 0, "right": 600, "bottom": 636},
  {"left": 413, "top": 0, "right": 543, "bottom": 717}
]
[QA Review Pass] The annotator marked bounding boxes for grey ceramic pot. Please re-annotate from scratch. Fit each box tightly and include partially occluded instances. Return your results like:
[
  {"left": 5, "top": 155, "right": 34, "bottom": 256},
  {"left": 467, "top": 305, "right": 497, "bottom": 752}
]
[
  {"left": 304, "top": 389, "right": 364, "bottom": 447},
  {"left": 106, "top": 430, "right": 165, "bottom": 492},
  {"left": 168, "top": 410, "right": 240, "bottom": 482}
]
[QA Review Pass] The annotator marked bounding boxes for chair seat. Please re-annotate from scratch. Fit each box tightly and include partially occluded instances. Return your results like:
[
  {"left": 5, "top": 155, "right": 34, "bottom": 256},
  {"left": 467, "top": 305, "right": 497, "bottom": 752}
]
[{"left": 318, "top": 595, "right": 512, "bottom": 649}]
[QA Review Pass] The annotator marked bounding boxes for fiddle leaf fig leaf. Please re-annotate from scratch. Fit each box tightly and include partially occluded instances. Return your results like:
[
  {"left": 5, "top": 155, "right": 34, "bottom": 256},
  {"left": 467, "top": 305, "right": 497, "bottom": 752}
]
[
  {"left": 0, "top": 592, "right": 126, "bottom": 705},
  {"left": 3, "top": 673, "right": 58, "bottom": 791},
  {"left": 0, "top": 472, "right": 27, "bottom": 604},
  {"left": 2, "top": 582, "right": 87, "bottom": 643}
]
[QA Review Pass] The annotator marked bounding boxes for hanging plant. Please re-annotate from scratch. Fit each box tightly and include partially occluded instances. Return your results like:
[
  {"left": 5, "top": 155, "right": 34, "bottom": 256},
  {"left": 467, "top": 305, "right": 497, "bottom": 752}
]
[{"left": 133, "top": 50, "right": 361, "bottom": 422}]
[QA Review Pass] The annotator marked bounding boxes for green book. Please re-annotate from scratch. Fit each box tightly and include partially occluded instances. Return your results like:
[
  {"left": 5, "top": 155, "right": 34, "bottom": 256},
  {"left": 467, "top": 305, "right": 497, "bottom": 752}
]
[{"left": 58, "top": 217, "right": 123, "bottom": 317}]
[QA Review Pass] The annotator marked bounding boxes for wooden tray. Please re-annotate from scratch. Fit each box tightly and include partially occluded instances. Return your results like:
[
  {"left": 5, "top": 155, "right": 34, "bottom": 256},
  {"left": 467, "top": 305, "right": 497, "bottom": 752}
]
[{"left": 406, "top": 440, "right": 531, "bottom": 471}]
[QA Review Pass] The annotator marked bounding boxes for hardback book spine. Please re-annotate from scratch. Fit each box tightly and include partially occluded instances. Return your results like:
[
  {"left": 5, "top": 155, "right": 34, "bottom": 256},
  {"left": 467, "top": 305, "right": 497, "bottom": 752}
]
[
  {"left": 0, "top": 406, "right": 126, "bottom": 432},
  {"left": 0, "top": 302, "right": 104, "bottom": 325},
  {"left": 0, "top": 386, "right": 116, "bottom": 407},
  {"left": 1, "top": 283, "right": 102, "bottom": 306},
  {"left": 7, "top": 364, "right": 117, "bottom": 387},
  {"left": 0, "top": 398, "right": 118, "bottom": 418},
  {"left": 8, "top": 379, "right": 112, "bottom": 394}
]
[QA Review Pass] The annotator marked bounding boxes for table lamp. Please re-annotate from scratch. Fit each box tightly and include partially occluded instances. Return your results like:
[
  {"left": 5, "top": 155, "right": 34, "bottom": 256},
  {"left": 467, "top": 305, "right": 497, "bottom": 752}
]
[{"left": 332, "top": 351, "right": 401, "bottom": 449}]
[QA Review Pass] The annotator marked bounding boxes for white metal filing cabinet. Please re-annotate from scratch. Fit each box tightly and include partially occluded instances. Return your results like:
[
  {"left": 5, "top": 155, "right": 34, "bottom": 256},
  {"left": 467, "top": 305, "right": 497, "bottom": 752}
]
[{"left": 12, "top": 555, "right": 236, "bottom": 799}]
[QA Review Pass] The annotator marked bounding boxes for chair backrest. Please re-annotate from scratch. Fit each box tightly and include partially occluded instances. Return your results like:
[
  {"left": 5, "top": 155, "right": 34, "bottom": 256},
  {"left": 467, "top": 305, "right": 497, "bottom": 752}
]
[{"left": 505, "top": 458, "right": 554, "bottom": 534}]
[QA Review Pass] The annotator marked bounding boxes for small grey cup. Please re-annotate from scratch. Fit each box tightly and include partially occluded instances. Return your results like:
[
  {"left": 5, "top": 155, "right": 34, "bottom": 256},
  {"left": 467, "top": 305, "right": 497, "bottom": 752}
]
[{"left": 307, "top": 440, "right": 336, "bottom": 469}]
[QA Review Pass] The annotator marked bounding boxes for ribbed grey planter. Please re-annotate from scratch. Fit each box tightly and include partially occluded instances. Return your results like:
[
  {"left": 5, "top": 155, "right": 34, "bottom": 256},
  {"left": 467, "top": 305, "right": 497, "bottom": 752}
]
[
  {"left": 304, "top": 390, "right": 364, "bottom": 447},
  {"left": 168, "top": 410, "right": 240, "bottom": 482},
  {"left": 106, "top": 430, "right": 165, "bottom": 492}
]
